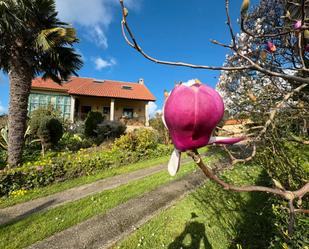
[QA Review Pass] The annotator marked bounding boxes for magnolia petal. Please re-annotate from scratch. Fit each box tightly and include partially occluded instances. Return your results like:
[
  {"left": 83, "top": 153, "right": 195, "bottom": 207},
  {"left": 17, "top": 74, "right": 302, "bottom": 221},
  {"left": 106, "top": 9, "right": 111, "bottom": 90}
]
[
  {"left": 162, "top": 109, "right": 168, "bottom": 129},
  {"left": 208, "top": 136, "right": 244, "bottom": 145},
  {"left": 167, "top": 149, "right": 181, "bottom": 176}
]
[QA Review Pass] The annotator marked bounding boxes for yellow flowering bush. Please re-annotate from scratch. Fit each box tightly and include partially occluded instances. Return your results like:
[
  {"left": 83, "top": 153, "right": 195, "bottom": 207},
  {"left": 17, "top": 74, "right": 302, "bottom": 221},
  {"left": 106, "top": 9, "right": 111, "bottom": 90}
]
[{"left": 0, "top": 134, "right": 172, "bottom": 197}]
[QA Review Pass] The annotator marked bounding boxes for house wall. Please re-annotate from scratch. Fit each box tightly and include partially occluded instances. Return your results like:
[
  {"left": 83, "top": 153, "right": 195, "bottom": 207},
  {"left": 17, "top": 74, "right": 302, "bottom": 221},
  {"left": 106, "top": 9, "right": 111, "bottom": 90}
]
[
  {"left": 114, "top": 99, "right": 146, "bottom": 121},
  {"left": 28, "top": 91, "right": 149, "bottom": 125},
  {"left": 221, "top": 124, "right": 245, "bottom": 135},
  {"left": 76, "top": 96, "right": 147, "bottom": 123}
]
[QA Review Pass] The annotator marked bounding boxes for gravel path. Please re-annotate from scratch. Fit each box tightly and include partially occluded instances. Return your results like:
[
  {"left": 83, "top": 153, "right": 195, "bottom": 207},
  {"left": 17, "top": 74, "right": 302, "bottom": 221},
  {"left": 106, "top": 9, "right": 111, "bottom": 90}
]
[
  {"left": 0, "top": 157, "right": 195, "bottom": 226},
  {"left": 26, "top": 170, "right": 205, "bottom": 249}
]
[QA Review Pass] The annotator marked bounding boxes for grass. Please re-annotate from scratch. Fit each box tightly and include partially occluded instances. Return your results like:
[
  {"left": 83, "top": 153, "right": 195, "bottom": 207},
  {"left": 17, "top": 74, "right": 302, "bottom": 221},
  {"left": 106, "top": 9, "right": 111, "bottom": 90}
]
[
  {"left": 0, "top": 147, "right": 210, "bottom": 209},
  {"left": 0, "top": 155, "right": 170, "bottom": 208},
  {"left": 113, "top": 163, "right": 275, "bottom": 249},
  {"left": 0, "top": 154, "right": 216, "bottom": 249}
]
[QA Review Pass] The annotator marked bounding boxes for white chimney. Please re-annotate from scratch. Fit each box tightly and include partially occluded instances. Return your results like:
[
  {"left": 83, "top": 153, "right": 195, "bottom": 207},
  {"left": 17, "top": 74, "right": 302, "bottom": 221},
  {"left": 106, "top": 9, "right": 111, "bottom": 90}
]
[{"left": 138, "top": 78, "right": 144, "bottom": 85}]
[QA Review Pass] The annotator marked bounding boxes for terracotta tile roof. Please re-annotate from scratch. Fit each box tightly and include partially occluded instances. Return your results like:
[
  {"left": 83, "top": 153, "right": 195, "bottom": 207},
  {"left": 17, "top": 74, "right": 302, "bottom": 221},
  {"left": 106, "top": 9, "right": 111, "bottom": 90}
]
[
  {"left": 31, "top": 78, "right": 68, "bottom": 92},
  {"left": 31, "top": 77, "right": 156, "bottom": 101},
  {"left": 224, "top": 119, "right": 253, "bottom": 125}
]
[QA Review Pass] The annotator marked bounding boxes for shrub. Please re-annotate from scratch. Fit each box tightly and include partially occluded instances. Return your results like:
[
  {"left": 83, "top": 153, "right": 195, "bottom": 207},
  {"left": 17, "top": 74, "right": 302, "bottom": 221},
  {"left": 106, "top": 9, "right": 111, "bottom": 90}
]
[
  {"left": 112, "top": 128, "right": 172, "bottom": 162},
  {"left": 96, "top": 120, "right": 126, "bottom": 142},
  {"left": 29, "top": 108, "right": 63, "bottom": 153},
  {"left": 270, "top": 198, "right": 309, "bottom": 248},
  {"left": 255, "top": 136, "right": 309, "bottom": 247},
  {"left": 149, "top": 113, "right": 171, "bottom": 144},
  {"left": 47, "top": 118, "right": 63, "bottom": 145},
  {"left": 84, "top": 112, "right": 104, "bottom": 137},
  {"left": 0, "top": 141, "right": 172, "bottom": 196},
  {"left": 58, "top": 132, "right": 94, "bottom": 151},
  {"left": 0, "top": 115, "right": 7, "bottom": 129},
  {"left": 68, "top": 120, "right": 85, "bottom": 135}
]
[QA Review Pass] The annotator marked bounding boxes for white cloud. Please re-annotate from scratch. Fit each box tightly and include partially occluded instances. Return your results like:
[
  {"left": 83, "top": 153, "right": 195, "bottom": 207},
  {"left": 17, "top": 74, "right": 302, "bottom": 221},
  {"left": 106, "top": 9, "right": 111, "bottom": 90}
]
[
  {"left": 148, "top": 102, "right": 161, "bottom": 118},
  {"left": 94, "top": 57, "right": 117, "bottom": 70},
  {"left": 55, "top": 0, "right": 142, "bottom": 49},
  {"left": 91, "top": 26, "right": 109, "bottom": 49}
]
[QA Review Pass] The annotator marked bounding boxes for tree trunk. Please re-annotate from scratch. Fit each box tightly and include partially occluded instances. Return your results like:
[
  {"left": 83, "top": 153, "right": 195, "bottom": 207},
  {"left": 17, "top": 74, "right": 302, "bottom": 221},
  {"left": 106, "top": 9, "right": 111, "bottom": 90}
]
[{"left": 7, "top": 59, "right": 32, "bottom": 167}]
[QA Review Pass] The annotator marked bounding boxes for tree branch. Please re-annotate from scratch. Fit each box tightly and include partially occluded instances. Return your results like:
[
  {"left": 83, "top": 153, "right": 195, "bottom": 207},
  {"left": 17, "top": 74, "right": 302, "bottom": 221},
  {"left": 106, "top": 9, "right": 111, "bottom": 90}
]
[
  {"left": 119, "top": 0, "right": 254, "bottom": 71},
  {"left": 187, "top": 150, "right": 309, "bottom": 202},
  {"left": 119, "top": 0, "right": 309, "bottom": 85}
]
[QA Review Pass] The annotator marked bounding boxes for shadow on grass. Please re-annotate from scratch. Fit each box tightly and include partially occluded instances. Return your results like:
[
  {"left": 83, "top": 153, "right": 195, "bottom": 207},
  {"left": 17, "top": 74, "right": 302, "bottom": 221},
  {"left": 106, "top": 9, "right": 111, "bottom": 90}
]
[
  {"left": 192, "top": 168, "right": 276, "bottom": 249},
  {"left": 168, "top": 213, "right": 213, "bottom": 249},
  {"left": 0, "top": 199, "right": 55, "bottom": 227}
]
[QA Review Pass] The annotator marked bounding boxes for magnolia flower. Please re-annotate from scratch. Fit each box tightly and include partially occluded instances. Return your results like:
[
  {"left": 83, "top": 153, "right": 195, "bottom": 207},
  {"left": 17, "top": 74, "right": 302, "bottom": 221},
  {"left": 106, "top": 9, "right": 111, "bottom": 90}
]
[
  {"left": 163, "top": 80, "right": 244, "bottom": 176},
  {"left": 294, "top": 20, "right": 302, "bottom": 30},
  {"left": 266, "top": 41, "right": 276, "bottom": 53}
]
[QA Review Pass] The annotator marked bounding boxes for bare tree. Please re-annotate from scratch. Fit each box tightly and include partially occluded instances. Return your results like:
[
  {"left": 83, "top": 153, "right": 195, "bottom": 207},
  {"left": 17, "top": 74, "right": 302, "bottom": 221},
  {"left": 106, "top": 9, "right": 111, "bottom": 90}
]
[{"left": 118, "top": 0, "right": 309, "bottom": 234}]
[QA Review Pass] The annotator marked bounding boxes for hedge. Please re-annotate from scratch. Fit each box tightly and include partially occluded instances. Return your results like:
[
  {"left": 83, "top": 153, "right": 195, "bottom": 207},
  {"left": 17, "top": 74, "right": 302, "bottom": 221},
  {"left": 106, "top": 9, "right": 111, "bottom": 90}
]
[{"left": 0, "top": 144, "right": 172, "bottom": 197}]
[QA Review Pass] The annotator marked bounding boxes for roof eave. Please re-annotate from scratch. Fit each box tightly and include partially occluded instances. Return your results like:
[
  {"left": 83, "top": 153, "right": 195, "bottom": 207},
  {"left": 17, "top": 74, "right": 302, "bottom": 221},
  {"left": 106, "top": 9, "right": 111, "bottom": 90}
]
[{"left": 31, "top": 87, "right": 68, "bottom": 93}]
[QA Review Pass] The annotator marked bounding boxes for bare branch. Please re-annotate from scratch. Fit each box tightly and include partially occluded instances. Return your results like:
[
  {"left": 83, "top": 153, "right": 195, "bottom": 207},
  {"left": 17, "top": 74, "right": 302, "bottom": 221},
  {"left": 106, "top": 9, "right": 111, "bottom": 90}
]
[
  {"left": 119, "top": 0, "right": 309, "bottom": 84},
  {"left": 257, "top": 83, "right": 308, "bottom": 139},
  {"left": 119, "top": 0, "right": 253, "bottom": 71},
  {"left": 187, "top": 150, "right": 309, "bottom": 202},
  {"left": 288, "top": 200, "right": 296, "bottom": 235},
  {"left": 225, "top": 0, "right": 236, "bottom": 48},
  {"left": 294, "top": 208, "right": 309, "bottom": 214}
]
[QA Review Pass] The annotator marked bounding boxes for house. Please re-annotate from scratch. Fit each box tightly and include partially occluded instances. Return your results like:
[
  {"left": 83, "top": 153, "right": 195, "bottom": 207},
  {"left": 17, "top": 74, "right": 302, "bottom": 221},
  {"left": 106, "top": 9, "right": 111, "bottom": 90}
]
[
  {"left": 220, "top": 119, "right": 254, "bottom": 135},
  {"left": 29, "top": 77, "right": 156, "bottom": 126}
]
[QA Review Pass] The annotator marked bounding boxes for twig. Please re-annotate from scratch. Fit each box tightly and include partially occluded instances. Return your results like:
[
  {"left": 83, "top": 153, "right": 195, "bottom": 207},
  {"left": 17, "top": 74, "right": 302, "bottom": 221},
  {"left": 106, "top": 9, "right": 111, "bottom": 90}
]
[
  {"left": 257, "top": 83, "right": 308, "bottom": 140},
  {"left": 119, "top": 0, "right": 309, "bottom": 84},
  {"left": 187, "top": 150, "right": 309, "bottom": 202},
  {"left": 288, "top": 200, "right": 295, "bottom": 235},
  {"left": 225, "top": 0, "right": 236, "bottom": 48}
]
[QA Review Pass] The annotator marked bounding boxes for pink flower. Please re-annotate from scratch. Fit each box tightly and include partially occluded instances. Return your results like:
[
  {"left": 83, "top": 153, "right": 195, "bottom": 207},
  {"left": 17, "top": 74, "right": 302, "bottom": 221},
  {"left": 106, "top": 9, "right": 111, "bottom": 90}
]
[
  {"left": 36, "top": 166, "right": 44, "bottom": 171},
  {"left": 163, "top": 81, "right": 244, "bottom": 175},
  {"left": 294, "top": 20, "right": 302, "bottom": 30},
  {"left": 266, "top": 41, "right": 276, "bottom": 53}
]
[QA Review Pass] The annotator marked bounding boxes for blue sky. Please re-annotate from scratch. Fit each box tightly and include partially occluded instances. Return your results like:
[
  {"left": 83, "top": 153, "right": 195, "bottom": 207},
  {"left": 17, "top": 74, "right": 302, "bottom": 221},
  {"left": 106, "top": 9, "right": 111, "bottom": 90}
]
[{"left": 0, "top": 0, "right": 248, "bottom": 115}]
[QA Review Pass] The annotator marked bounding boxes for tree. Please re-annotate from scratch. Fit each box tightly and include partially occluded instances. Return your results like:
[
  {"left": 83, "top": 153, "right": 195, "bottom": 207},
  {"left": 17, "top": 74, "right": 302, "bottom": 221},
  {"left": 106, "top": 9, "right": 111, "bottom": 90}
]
[
  {"left": 119, "top": 0, "right": 309, "bottom": 236},
  {"left": 0, "top": 0, "right": 82, "bottom": 166},
  {"left": 217, "top": 2, "right": 309, "bottom": 203}
]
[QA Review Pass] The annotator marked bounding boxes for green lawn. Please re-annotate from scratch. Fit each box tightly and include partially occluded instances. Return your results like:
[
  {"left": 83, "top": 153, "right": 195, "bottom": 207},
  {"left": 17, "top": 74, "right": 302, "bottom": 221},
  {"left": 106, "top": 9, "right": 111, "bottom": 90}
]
[
  {"left": 0, "top": 154, "right": 217, "bottom": 249},
  {"left": 113, "top": 164, "right": 275, "bottom": 249},
  {"left": 0, "top": 155, "right": 171, "bottom": 208},
  {"left": 0, "top": 147, "right": 210, "bottom": 209}
]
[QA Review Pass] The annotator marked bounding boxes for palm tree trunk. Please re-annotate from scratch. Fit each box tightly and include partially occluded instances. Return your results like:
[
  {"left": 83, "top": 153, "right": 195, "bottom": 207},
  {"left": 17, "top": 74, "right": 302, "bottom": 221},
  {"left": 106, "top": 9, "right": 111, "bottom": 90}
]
[{"left": 7, "top": 59, "right": 32, "bottom": 167}]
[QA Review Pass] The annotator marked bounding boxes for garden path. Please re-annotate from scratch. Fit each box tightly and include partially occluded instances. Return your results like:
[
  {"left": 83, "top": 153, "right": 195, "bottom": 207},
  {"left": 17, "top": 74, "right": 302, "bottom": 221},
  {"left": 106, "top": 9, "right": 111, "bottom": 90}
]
[
  {"left": 0, "top": 156, "right": 196, "bottom": 226},
  {"left": 26, "top": 169, "right": 205, "bottom": 249}
]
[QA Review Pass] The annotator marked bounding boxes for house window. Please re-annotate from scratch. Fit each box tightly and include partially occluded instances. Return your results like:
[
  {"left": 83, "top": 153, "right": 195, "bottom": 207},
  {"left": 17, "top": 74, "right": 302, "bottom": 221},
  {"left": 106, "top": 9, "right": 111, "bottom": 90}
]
[
  {"left": 28, "top": 93, "right": 71, "bottom": 119},
  {"left": 103, "top": 106, "right": 110, "bottom": 115},
  {"left": 122, "top": 85, "right": 132, "bottom": 90},
  {"left": 123, "top": 108, "right": 134, "bottom": 119},
  {"left": 81, "top": 106, "right": 91, "bottom": 114}
]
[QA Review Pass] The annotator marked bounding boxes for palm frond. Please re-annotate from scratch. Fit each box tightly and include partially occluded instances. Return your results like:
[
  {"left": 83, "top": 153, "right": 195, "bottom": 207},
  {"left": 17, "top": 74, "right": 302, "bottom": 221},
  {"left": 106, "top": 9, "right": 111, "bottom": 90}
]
[
  {"left": 1, "top": 0, "right": 83, "bottom": 82},
  {"left": 40, "top": 46, "right": 83, "bottom": 82},
  {"left": 36, "top": 27, "right": 78, "bottom": 52}
]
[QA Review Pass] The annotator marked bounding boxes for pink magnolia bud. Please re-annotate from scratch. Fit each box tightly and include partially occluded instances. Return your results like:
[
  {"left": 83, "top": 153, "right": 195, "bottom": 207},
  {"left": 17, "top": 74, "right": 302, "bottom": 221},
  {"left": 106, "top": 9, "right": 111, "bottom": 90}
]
[
  {"left": 294, "top": 20, "right": 302, "bottom": 30},
  {"left": 163, "top": 82, "right": 244, "bottom": 176},
  {"left": 164, "top": 83, "right": 243, "bottom": 151},
  {"left": 266, "top": 41, "right": 276, "bottom": 53}
]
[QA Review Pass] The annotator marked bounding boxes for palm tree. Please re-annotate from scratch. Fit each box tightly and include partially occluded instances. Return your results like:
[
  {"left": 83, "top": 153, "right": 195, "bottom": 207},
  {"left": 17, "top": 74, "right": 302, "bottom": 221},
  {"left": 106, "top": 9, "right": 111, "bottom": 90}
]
[{"left": 0, "top": 0, "right": 83, "bottom": 166}]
